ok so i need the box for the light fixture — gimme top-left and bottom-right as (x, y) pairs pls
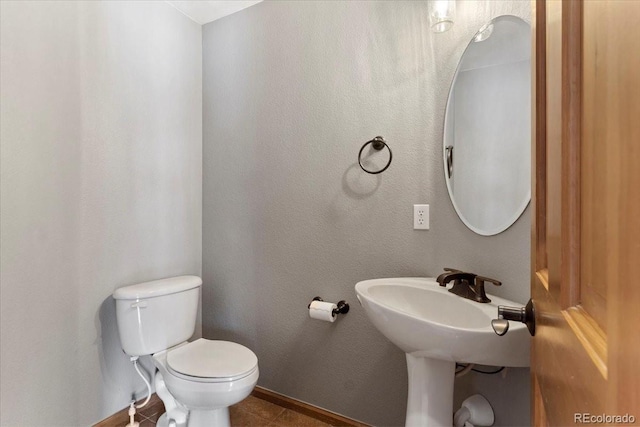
(429, 0), (456, 33)
(473, 23), (494, 42)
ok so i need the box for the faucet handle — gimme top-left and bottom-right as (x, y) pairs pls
(475, 275), (502, 287)
(471, 276), (500, 303)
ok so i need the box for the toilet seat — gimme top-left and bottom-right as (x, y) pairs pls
(166, 338), (258, 383)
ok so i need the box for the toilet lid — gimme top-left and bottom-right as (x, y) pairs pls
(167, 338), (258, 380)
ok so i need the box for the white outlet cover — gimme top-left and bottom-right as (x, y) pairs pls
(413, 204), (430, 230)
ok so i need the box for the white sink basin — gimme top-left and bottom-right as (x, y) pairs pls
(355, 277), (530, 367)
(355, 277), (530, 426)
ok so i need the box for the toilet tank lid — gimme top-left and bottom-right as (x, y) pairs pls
(113, 275), (202, 300)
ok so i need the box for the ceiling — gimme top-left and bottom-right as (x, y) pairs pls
(166, 1), (263, 25)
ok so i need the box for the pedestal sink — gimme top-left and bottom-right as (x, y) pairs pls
(355, 278), (530, 426)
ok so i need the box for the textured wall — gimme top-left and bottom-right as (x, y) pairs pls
(203, 1), (531, 426)
(0, 2), (201, 425)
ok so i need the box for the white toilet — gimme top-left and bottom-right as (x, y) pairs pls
(114, 275), (259, 427)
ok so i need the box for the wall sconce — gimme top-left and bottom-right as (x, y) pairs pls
(429, 0), (456, 33)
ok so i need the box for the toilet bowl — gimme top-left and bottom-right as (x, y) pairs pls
(152, 339), (259, 427)
(113, 276), (259, 427)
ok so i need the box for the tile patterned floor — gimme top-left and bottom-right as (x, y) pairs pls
(134, 395), (333, 427)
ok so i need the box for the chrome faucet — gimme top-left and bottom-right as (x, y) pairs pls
(436, 268), (501, 303)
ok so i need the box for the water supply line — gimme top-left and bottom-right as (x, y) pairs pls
(131, 356), (152, 408)
(125, 355), (152, 427)
(455, 363), (474, 377)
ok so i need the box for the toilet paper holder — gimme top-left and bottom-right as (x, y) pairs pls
(308, 297), (350, 316)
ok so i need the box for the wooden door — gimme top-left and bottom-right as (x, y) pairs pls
(531, 0), (640, 425)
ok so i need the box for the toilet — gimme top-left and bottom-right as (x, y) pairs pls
(114, 276), (258, 427)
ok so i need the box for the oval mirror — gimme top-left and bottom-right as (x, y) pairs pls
(443, 15), (531, 235)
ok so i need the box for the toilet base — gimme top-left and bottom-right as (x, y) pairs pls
(156, 408), (231, 427)
(156, 413), (171, 427)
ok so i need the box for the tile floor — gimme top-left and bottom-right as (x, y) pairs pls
(135, 395), (333, 427)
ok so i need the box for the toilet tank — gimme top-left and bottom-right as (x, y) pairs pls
(113, 275), (202, 356)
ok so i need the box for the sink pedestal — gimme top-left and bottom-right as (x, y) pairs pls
(405, 354), (455, 427)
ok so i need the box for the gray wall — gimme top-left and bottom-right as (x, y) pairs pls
(203, 1), (530, 426)
(0, 2), (202, 425)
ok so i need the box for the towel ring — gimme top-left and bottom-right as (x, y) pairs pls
(358, 136), (392, 174)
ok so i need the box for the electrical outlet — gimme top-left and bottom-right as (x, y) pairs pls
(413, 204), (430, 230)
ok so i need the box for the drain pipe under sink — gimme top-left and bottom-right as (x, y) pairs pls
(453, 394), (495, 427)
